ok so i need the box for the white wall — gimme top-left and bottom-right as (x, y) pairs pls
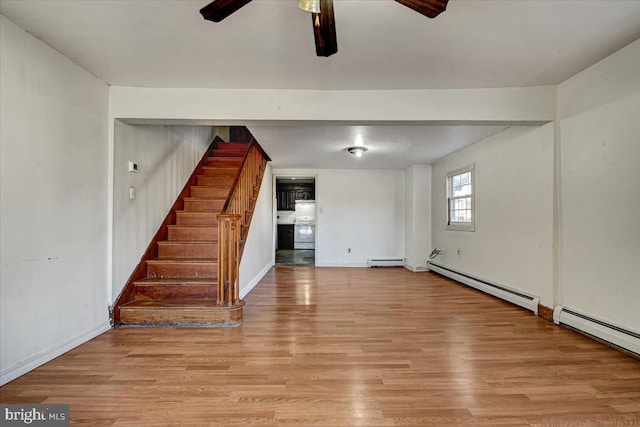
(112, 122), (213, 301)
(557, 40), (640, 332)
(0, 15), (110, 385)
(431, 126), (555, 306)
(240, 164), (274, 298)
(273, 169), (405, 267)
(405, 165), (432, 271)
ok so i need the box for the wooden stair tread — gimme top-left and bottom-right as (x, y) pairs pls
(215, 149), (248, 152)
(210, 151), (248, 157)
(183, 197), (226, 201)
(157, 240), (217, 244)
(202, 166), (238, 170)
(216, 142), (250, 147)
(147, 258), (217, 263)
(201, 173), (238, 176)
(196, 176), (235, 184)
(121, 300), (240, 309)
(134, 278), (217, 285)
(206, 156), (244, 161)
(175, 211), (219, 225)
(196, 175), (234, 179)
(167, 224), (217, 228)
(176, 211), (220, 215)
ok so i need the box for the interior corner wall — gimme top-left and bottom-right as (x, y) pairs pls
(404, 164), (432, 271)
(431, 126), (555, 306)
(239, 164), (274, 298)
(0, 15), (110, 385)
(272, 168), (405, 267)
(112, 122), (213, 301)
(556, 40), (640, 332)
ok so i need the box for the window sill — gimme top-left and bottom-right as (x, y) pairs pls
(446, 223), (475, 232)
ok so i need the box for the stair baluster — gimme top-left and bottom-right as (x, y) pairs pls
(216, 142), (268, 306)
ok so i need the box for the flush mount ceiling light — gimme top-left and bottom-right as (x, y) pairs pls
(347, 146), (369, 158)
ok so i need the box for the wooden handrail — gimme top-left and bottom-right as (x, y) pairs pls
(216, 142), (268, 306)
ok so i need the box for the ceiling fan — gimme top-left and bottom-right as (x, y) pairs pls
(199, 0), (449, 57)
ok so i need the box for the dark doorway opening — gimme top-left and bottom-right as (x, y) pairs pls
(275, 177), (316, 266)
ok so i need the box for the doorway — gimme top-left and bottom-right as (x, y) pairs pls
(275, 176), (316, 266)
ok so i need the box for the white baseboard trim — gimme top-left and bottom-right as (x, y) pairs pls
(240, 261), (274, 299)
(1, 321), (112, 386)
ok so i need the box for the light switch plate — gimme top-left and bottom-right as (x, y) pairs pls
(128, 161), (138, 173)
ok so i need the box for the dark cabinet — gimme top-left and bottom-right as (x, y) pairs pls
(276, 189), (296, 211)
(276, 183), (315, 211)
(277, 224), (295, 249)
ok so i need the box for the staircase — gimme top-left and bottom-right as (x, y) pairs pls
(114, 140), (268, 327)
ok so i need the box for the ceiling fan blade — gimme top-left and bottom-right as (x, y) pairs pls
(312, 0), (338, 57)
(200, 0), (253, 22)
(394, 0), (449, 19)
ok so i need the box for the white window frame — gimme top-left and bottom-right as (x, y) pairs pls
(446, 164), (475, 232)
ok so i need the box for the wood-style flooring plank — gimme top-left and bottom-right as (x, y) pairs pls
(1, 267), (639, 425)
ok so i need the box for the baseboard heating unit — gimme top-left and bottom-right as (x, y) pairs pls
(427, 262), (540, 314)
(553, 306), (640, 355)
(368, 258), (404, 268)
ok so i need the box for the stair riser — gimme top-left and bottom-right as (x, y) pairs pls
(184, 199), (225, 212)
(176, 212), (218, 226)
(190, 186), (230, 198)
(147, 262), (217, 279)
(201, 167), (239, 176)
(215, 143), (250, 150)
(168, 227), (218, 241)
(197, 176), (235, 186)
(206, 158), (244, 167)
(119, 305), (243, 327)
(211, 149), (248, 157)
(158, 242), (218, 259)
(135, 285), (218, 301)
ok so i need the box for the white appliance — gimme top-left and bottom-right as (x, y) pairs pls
(294, 200), (316, 250)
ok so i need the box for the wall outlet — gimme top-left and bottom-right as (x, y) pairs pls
(457, 249), (461, 256)
(347, 248), (351, 254)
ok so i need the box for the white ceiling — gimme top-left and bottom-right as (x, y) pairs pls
(1, 0), (639, 90)
(2, 0), (639, 168)
(251, 124), (508, 168)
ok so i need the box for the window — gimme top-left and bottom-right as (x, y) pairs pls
(447, 165), (475, 231)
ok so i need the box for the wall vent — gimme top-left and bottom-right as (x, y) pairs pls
(553, 306), (640, 355)
(427, 262), (540, 314)
(367, 258), (404, 268)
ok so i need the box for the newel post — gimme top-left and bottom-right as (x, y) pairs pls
(217, 214), (242, 305)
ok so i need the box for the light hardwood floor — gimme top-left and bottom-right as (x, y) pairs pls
(2, 267), (640, 426)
